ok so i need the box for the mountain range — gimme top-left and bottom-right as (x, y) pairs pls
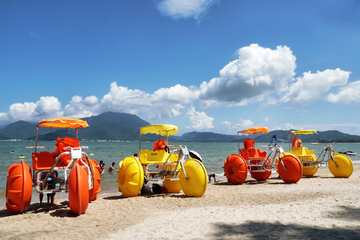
(1, 111), (360, 143)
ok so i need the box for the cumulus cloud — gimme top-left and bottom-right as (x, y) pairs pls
(101, 82), (198, 120)
(155, 0), (217, 21)
(281, 68), (351, 105)
(63, 95), (99, 118)
(327, 80), (360, 104)
(199, 44), (297, 109)
(8, 102), (37, 121)
(35, 96), (62, 117)
(6, 96), (62, 123)
(0, 43), (356, 132)
(221, 119), (255, 131)
(185, 106), (214, 129)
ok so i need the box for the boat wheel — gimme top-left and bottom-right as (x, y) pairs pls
(179, 159), (207, 197)
(278, 155), (302, 183)
(328, 154), (353, 178)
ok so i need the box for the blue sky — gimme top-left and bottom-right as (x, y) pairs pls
(1, 0), (360, 135)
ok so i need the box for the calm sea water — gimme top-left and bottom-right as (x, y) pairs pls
(1, 140), (359, 208)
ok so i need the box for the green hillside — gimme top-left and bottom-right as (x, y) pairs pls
(0, 121), (36, 139)
(2, 113), (360, 142)
(180, 131), (237, 142)
(82, 112), (149, 129)
(33, 112), (150, 141)
(255, 130), (360, 143)
(0, 132), (10, 140)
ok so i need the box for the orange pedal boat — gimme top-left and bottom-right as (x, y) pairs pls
(224, 127), (303, 184)
(5, 118), (102, 215)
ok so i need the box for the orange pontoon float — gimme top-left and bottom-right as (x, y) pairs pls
(6, 118), (101, 215)
(223, 127), (302, 184)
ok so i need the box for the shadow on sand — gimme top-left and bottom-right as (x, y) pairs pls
(211, 205), (360, 239)
(212, 220), (360, 240)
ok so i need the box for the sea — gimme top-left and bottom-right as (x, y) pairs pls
(1, 140), (359, 208)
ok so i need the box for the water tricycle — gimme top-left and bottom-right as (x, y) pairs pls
(288, 130), (353, 177)
(117, 124), (207, 197)
(223, 127), (302, 184)
(6, 118), (101, 215)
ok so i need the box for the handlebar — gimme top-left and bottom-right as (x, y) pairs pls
(63, 146), (89, 150)
(260, 145), (279, 149)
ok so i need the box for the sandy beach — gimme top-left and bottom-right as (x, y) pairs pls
(1, 164), (359, 240)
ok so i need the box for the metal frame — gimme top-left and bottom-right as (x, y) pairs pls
(142, 144), (191, 182)
(32, 120), (93, 196)
(297, 143), (338, 168)
(288, 131), (336, 169)
(242, 145), (288, 173)
(34, 146), (94, 195)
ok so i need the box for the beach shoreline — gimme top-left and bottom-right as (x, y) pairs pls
(1, 164), (359, 239)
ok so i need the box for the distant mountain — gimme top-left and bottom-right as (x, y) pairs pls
(35, 112), (151, 141)
(180, 131), (237, 142)
(0, 121), (36, 139)
(82, 112), (149, 129)
(0, 132), (10, 140)
(2, 113), (360, 142)
(255, 130), (360, 143)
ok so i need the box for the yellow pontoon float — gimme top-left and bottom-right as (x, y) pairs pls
(288, 130), (353, 177)
(223, 127), (302, 184)
(117, 124), (208, 197)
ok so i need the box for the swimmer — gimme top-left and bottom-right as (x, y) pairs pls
(108, 162), (116, 173)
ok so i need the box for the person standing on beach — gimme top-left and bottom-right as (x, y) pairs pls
(39, 171), (58, 207)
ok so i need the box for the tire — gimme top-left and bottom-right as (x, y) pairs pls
(328, 154), (353, 178)
(117, 161), (124, 192)
(276, 151), (298, 172)
(179, 159), (207, 197)
(118, 157), (144, 197)
(278, 155), (302, 183)
(89, 159), (102, 201)
(223, 154), (247, 185)
(6, 161), (32, 214)
(69, 164), (89, 215)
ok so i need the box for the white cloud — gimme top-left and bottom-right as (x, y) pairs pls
(281, 68), (351, 105)
(0, 82), (200, 126)
(84, 95), (99, 106)
(199, 44), (297, 109)
(100, 82), (198, 120)
(185, 106), (214, 130)
(221, 119), (255, 132)
(284, 123), (296, 130)
(63, 95), (99, 118)
(0, 43), (357, 134)
(8, 102), (37, 121)
(327, 80), (360, 104)
(35, 96), (62, 117)
(155, 0), (217, 21)
(3, 96), (62, 123)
